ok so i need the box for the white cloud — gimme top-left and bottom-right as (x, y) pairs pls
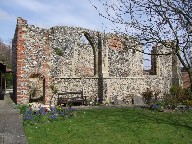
(20, 0), (108, 30)
(12, 0), (51, 13)
(0, 0), (113, 40)
(0, 9), (16, 21)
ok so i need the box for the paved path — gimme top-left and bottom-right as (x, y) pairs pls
(0, 94), (28, 144)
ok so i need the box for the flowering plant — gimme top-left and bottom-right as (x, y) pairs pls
(18, 104), (76, 125)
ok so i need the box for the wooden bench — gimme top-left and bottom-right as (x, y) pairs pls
(57, 91), (84, 106)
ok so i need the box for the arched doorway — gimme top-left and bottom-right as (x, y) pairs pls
(29, 73), (45, 103)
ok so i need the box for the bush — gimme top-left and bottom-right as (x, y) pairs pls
(17, 104), (28, 114)
(162, 86), (192, 109)
(142, 88), (160, 104)
(4, 73), (13, 89)
(162, 93), (177, 109)
(142, 88), (162, 111)
(142, 88), (153, 105)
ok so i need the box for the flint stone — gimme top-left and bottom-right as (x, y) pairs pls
(133, 95), (145, 106)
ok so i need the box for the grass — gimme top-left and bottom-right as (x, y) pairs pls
(24, 108), (192, 144)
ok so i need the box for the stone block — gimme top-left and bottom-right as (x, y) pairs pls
(133, 95), (145, 106)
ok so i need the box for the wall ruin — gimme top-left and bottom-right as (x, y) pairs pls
(12, 17), (181, 105)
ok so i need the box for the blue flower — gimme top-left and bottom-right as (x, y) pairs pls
(59, 111), (65, 116)
(150, 104), (160, 110)
(39, 107), (47, 115)
(51, 107), (57, 112)
(25, 108), (33, 114)
(23, 113), (33, 120)
(50, 114), (57, 120)
(68, 108), (76, 111)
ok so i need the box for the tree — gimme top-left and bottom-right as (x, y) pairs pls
(0, 39), (12, 88)
(92, 0), (192, 90)
(0, 39), (12, 67)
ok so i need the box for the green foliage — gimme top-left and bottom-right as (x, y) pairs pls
(18, 104), (76, 126)
(142, 88), (154, 105)
(186, 100), (192, 107)
(0, 40), (12, 67)
(50, 83), (58, 94)
(2, 73), (13, 89)
(24, 108), (192, 144)
(54, 48), (63, 56)
(162, 93), (177, 109)
(6, 73), (13, 88)
(163, 86), (192, 109)
(142, 88), (162, 111)
(170, 85), (182, 97)
(17, 104), (29, 114)
(142, 88), (160, 105)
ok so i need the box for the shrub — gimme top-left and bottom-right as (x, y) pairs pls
(19, 105), (76, 126)
(17, 104), (29, 114)
(162, 93), (177, 109)
(170, 85), (182, 96)
(142, 88), (160, 105)
(162, 86), (192, 109)
(142, 88), (153, 105)
(186, 100), (192, 108)
(142, 88), (162, 111)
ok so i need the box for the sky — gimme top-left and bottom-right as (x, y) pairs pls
(0, 0), (110, 43)
(0, 0), (151, 69)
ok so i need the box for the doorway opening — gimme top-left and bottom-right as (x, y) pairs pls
(29, 73), (45, 103)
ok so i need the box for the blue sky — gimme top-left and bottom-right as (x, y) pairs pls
(0, 0), (151, 69)
(0, 0), (110, 43)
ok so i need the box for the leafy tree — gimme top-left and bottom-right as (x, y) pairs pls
(0, 39), (13, 88)
(92, 0), (192, 90)
(0, 39), (12, 66)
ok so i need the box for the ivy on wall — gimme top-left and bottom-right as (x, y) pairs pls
(54, 48), (63, 56)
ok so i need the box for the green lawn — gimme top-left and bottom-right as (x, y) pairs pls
(24, 108), (192, 144)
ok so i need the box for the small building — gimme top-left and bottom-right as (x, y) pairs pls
(0, 62), (6, 99)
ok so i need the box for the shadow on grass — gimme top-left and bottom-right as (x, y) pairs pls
(123, 108), (192, 131)
(88, 107), (192, 132)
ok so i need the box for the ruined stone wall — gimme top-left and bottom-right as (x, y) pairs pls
(107, 36), (143, 77)
(155, 46), (173, 78)
(108, 48), (143, 77)
(103, 76), (171, 102)
(154, 44), (182, 85)
(49, 26), (95, 78)
(12, 24), (18, 102)
(48, 26), (99, 103)
(12, 17), (52, 104)
(12, 17), (181, 105)
(55, 78), (98, 97)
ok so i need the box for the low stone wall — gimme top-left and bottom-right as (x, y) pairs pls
(53, 76), (172, 105)
(54, 77), (98, 101)
(103, 76), (171, 103)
